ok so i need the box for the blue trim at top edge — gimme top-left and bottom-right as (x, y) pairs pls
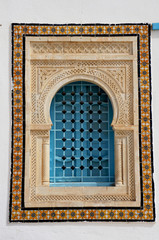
(152, 23), (159, 30)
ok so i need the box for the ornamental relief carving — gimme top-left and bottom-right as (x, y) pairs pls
(37, 68), (61, 93)
(37, 67), (126, 94)
(31, 61), (132, 126)
(31, 41), (132, 55)
(25, 36), (140, 208)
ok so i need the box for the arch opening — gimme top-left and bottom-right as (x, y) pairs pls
(50, 81), (115, 187)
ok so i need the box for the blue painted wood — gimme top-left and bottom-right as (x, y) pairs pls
(50, 81), (115, 187)
(152, 23), (159, 30)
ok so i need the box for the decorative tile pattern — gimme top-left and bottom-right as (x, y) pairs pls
(10, 23), (155, 222)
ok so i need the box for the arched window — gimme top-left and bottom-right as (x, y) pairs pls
(50, 81), (114, 186)
(23, 35), (142, 210)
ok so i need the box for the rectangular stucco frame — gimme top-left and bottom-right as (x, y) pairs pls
(25, 36), (140, 208)
(10, 23), (155, 222)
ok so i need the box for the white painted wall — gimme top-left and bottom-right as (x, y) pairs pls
(0, 0), (159, 239)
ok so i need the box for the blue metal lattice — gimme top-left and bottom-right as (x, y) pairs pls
(50, 81), (115, 186)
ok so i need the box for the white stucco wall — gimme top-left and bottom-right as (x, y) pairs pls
(0, 0), (159, 239)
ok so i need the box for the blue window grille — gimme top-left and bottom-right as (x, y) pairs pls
(50, 81), (115, 187)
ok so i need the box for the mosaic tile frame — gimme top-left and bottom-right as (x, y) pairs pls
(9, 23), (155, 222)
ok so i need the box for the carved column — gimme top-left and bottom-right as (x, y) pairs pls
(42, 137), (50, 186)
(115, 138), (123, 186)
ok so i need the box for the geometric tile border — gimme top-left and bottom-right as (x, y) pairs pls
(9, 23), (155, 222)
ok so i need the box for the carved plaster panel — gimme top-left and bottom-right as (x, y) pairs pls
(24, 36), (140, 208)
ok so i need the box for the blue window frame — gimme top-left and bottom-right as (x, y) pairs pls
(50, 81), (114, 187)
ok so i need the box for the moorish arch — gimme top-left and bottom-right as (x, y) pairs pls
(38, 71), (125, 188)
(43, 73), (121, 126)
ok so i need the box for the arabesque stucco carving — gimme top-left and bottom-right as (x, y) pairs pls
(24, 36), (140, 207)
